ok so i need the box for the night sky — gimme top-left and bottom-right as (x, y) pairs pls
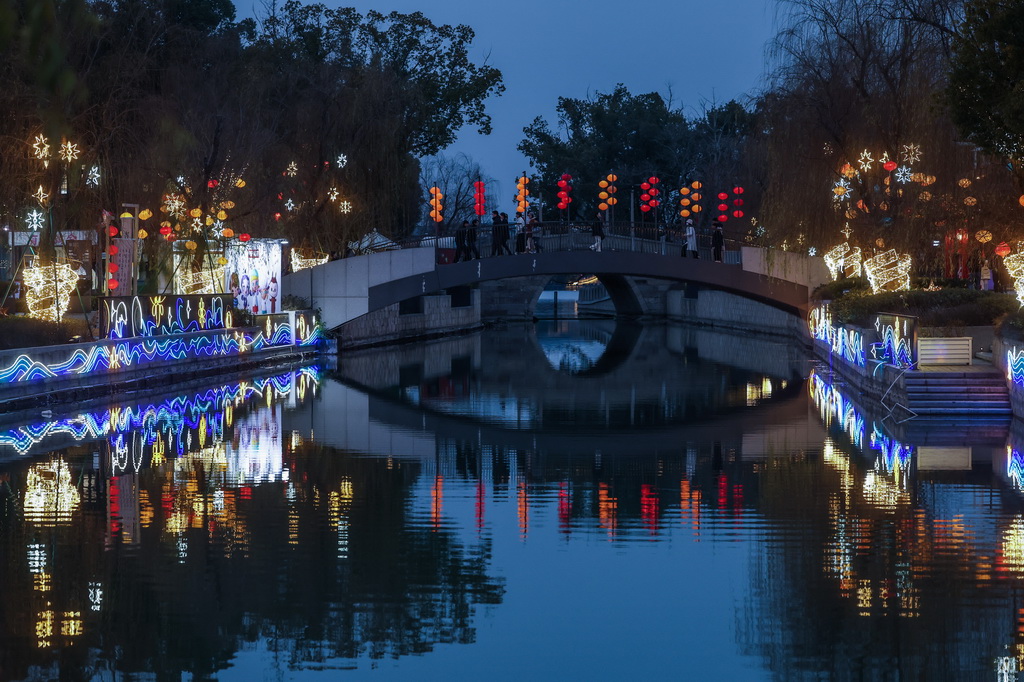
(239, 0), (777, 208)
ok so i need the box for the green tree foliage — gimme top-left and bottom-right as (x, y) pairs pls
(947, 0), (1024, 181)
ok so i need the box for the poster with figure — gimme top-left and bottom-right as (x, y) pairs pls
(224, 239), (282, 314)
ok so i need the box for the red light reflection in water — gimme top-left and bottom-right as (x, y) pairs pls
(558, 481), (571, 535)
(640, 484), (659, 535)
(517, 481), (529, 540)
(680, 478), (701, 539)
(475, 480), (485, 533)
(431, 475), (443, 531)
(598, 483), (617, 538)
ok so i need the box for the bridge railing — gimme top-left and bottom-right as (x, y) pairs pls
(379, 221), (744, 265)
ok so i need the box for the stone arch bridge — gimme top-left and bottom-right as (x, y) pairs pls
(282, 240), (827, 331)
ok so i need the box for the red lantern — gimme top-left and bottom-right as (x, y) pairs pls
(640, 204), (652, 213)
(996, 242), (1012, 258)
(108, 278), (119, 290)
(733, 198), (744, 206)
(733, 186), (745, 195)
(641, 182), (651, 191)
(718, 192), (728, 201)
(240, 233), (251, 242)
(649, 176), (659, 184)
(108, 225), (119, 237)
(474, 179), (487, 216)
(649, 199), (660, 207)
(883, 161), (898, 172)
(641, 193), (651, 202)
(718, 215), (728, 222)
(207, 179), (219, 188)
(159, 225), (172, 236)
(557, 180), (567, 189)
(274, 212), (282, 221)
(718, 203), (729, 211)
(109, 244), (119, 256)
(557, 202), (568, 210)
(108, 263), (119, 274)
(733, 210), (744, 218)
(649, 188), (659, 196)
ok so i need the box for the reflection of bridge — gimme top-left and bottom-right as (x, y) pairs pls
(283, 242), (825, 330)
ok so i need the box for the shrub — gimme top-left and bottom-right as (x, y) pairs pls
(0, 316), (93, 350)
(830, 289), (1017, 327)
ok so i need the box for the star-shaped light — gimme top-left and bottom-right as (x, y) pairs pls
(901, 143), (921, 164)
(841, 222), (853, 239)
(59, 141), (80, 164)
(176, 175), (186, 186)
(879, 151), (890, 164)
(32, 185), (49, 206)
(191, 217), (203, 232)
(86, 166), (100, 187)
(809, 247), (817, 256)
(285, 198), (296, 212)
(894, 166), (912, 183)
(832, 179), (852, 201)
(32, 134), (50, 165)
(339, 200), (352, 214)
(336, 153), (348, 168)
(286, 161), (298, 177)
(328, 187), (339, 201)
(857, 150), (874, 172)
(164, 193), (186, 219)
(26, 209), (44, 231)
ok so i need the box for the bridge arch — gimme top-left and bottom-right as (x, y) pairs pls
(281, 246), (815, 331)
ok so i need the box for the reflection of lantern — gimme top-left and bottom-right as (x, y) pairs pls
(996, 242), (1012, 258)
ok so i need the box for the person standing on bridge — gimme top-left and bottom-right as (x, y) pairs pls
(590, 212), (605, 252)
(455, 220), (469, 262)
(684, 219), (698, 258)
(467, 219), (482, 259)
(491, 211), (512, 256)
(711, 221), (725, 262)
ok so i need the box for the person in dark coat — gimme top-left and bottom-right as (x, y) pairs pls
(711, 221), (725, 262)
(590, 212), (605, 252)
(455, 220), (469, 262)
(467, 219), (481, 259)
(491, 211), (512, 256)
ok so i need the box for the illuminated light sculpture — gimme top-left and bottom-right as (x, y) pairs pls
(328, 187), (339, 202)
(26, 209), (45, 231)
(336, 153), (348, 168)
(286, 161), (298, 177)
(163, 193), (186, 219)
(58, 140), (80, 164)
(823, 242), (863, 280)
(428, 186), (443, 223)
(339, 201), (352, 214)
(807, 304), (866, 367)
(32, 185), (49, 206)
(833, 179), (852, 201)
(857, 149), (874, 172)
(32, 134), (50, 165)
(23, 258), (78, 322)
(872, 314), (916, 368)
(1004, 250), (1024, 306)
(284, 198), (296, 212)
(290, 248), (328, 272)
(515, 173), (530, 214)
(863, 249), (912, 293)
(86, 166), (100, 187)
(23, 458), (81, 526)
(894, 166), (912, 183)
(901, 143), (921, 164)
(176, 266), (225, 295)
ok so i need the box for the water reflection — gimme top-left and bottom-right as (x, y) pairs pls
(10, 325), (1024, 678)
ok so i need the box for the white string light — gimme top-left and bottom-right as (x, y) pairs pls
(863, 249), (912, 293)
(23, 258), (79, 322)
(59, 141), (80, 164)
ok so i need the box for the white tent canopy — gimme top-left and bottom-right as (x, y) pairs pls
(348, 230), (399, 254)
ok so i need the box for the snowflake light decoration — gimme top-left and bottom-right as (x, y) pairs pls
(176, 175), (186, 186)
(32, 135), (50, 165)
(895, 166), (912, 184)
(809, 247), (817, 257)
(190, 217), (203, 232)
(59, 141), (80, 164)
(901, 144), (921, 164)
(339, 200), (352, 214)
(286, 162), (298, 177)
(328, 187), (339, 202)
(163, 193), (186, 219)
(832, 179), (852, 201)
(26, 209), (44, 231)
(32, 185), (49, 206)
(841, 222), (853, 239)
(86, 166), (100, 187)
(285, 198), (296, 212)
(857, 150), (874, 172)
(336, 153), (348, 168)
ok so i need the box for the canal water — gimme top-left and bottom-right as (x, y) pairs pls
(3, 321), (1024, 680)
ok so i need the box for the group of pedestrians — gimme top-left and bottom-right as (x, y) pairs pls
(450, 212), (726, 263)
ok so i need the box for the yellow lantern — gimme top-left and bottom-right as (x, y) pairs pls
(217, 210), (227, 220)
(217, 256), (228, 266)
(599, 180), (609, 188)
(185, 240), (197, 250)
(235, 178), (246, 188)
(205, 216), (214, 225)
(139, 208), (153, 220)
(607, 174), (618, 182)
(221, 201), (235, 209)
(599, 192), (609, 200)
(692, 204), (702, 213)
(680, 198), (691, 206)
(691, 181), (702, 189)
(138, 229), (148, 239)
(222, 228), (234, 239)
(1018, 195), (1024, 207)
(607, 197), (618, 206)
(680, 187), (691, 195)
(680, 209), (690, 217)
(598, 202), (609, 211)
(189, 208), (202, 218)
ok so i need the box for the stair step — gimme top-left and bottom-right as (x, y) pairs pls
(906, 376), (1005, 384)
(907, 386), (1008, 394)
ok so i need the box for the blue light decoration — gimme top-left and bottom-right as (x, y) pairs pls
(808, 304), (866, 368)
(1007, 448), (1024, 491)
(869, 425), (914, 474)
(808, 370), (866, 449)
(870, 313), (917, 369)
(0, 366), (321, 459)
(0, 314), (322, 387)
(102, 295), (230, 340)
(1006, 346), (1024, 386)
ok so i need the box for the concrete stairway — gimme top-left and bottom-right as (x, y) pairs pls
(904, 369), (1010, 415)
